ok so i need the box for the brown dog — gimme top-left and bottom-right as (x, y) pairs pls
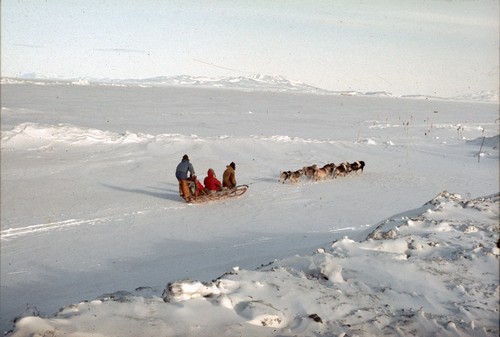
(314, 164), (334, 181)
(280, 169), (304, 184)
(302, 165), (317, 179)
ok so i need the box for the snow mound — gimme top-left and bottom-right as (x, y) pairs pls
(2, 123), (367, 152)
(356, 138), (377, 145)
(1, 123), (153, 148)
(9, 192), (499, 337)
(466, 134), (499, 148)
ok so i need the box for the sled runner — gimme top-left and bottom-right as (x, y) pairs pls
(188, 185), (249, 203)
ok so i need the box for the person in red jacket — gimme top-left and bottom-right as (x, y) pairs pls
(193, 178), (205, 197)
(204, 168), (222, 193)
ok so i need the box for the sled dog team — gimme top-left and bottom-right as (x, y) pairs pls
(176, 154), (365, 203)
(280, 161), (365, 184)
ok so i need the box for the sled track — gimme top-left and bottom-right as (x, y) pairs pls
(2, 186), (249, 240)
(0, 217), (115, 240)
(0, 205), (186, 241)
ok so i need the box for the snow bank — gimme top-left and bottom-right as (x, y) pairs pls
(1, 123), (154, 147)
(466, 135), (500, 148)
(9, 192), (499, 337)
(0, 123), (394, 150)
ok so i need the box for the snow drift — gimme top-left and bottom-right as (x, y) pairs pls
(9, 192), (499, 337)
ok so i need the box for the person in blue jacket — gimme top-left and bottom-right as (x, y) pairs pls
(175, 154), (195, 201)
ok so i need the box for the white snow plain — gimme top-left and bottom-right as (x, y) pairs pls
(1, 78), (499, 336)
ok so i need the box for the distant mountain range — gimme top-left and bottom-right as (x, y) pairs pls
(118, 74), (330, 93)
(3, 73), (498, 102)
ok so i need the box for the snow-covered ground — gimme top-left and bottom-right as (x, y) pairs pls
(1, 79), (498, 336)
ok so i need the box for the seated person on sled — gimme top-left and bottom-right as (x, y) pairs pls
(204, 168), (222, 194)
(188, 177), (205, 198)
(222, 162), (237, 189)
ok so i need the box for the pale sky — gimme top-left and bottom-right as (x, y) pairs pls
(1, 0), (499, 96)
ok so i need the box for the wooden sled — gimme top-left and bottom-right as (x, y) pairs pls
(190, 185), (249, 203)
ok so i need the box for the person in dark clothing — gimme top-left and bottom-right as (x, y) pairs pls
(175, 154), (195, 202)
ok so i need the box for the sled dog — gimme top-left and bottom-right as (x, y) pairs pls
(350, 161), (365, 173)
(303, 165), (317, 179)
(334, 163), (349, 177)
(280, 169), (304, 184)
(314, 164), (334, 181)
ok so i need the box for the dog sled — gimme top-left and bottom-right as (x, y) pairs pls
(188, 185), (249, 204)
